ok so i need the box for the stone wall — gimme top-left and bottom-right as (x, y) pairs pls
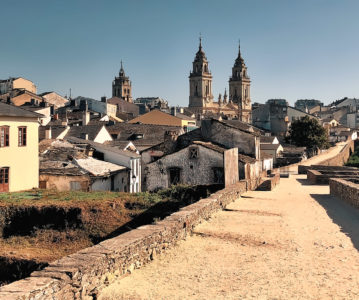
(317, 140), (354, 166)
(298, 140), (355, 174)
(330, 178), (359, 208)
(0, 182), (247, 300)
(256, 173), (280, 191)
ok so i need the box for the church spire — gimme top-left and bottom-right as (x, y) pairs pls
(119, 60), (125, 77)
(235, 40), (244, 67)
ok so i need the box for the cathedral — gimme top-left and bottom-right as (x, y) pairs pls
(188, 38), (252, 123)
(112, 61), (133, 103)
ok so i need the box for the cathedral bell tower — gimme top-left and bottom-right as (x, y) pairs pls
(112, 61), (133, 102)
(229, 42), (251, 121)
(189, 37), (213, 108)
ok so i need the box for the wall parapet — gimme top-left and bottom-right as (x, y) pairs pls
(0, 181), (247, 300)
(330, 178), (359, 209)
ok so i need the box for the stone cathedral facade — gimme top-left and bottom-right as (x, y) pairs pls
(188, 39), (252, 123)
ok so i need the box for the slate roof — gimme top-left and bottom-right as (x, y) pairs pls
(260, 136), (277, 144)
(39, 125), (68, 141)
(66, 125), (108, 141)
(106, 122), (184, 150)
(260, 144), (282, 150)
(214, 119), (261, 136)
(192, 141), (227, 153)
(0, 102), (43, 118)
(74, 157), (126, 176)
(176, 112), (195, 121)
(66, 136), (141, 158)
(238, 153), (257, 164)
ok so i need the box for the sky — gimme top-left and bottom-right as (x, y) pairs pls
(1, 0), (359, 106)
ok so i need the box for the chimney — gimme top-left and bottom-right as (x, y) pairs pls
(101, 96), (107, 103)
(83, 111), (90, 126)
(81, 133), (89, 140)
(45, 127), (52, 139)
(171, 107), (176, 116)
(164, 130), (179, 154)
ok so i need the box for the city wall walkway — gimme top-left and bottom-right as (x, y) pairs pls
(99, 142), (359, 299)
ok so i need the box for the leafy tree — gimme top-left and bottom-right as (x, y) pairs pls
(286, 116), (329, 149)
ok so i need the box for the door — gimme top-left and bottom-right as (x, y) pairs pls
(0, 167), (9, 192)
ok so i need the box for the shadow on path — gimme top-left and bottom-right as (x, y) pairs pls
(311, 193), (359, 251)
(296, 178), (313, 186)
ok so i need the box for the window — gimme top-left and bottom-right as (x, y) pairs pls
(169, 167), (181, 185)
(70, 181), (82, 191)
(0, 167), (9, 192)
(213, 167), (224, 184)
(189, 147), (199, 159)
(0, 126), (9, 147)
(18, 126), (27, 147)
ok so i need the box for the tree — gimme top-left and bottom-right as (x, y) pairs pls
(286, 116), (329, 149)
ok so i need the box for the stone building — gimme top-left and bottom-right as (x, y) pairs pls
(141, 118), (264, 191)
(187, 39), (252, 122)
(252, 99), (318, 137)
(112, 61), (133, 103)
(144, 141), (239, 191)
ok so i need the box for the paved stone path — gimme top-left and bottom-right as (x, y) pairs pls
(100, 142), (359, 300)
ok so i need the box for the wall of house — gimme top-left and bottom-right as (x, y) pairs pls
(224, 148), (239, 186)
(262, 158), (273, 171)
(39, 174), (90, 191)
(0, 116), (39, 192)
(36, 107), (51, 126)
(91, 177), (112, 191)
(145, 145), (224, 191)
(12, 78), (37, 94)
(100, 150), (141, 193)
(93, 126), (113, 144)
(11, 93), (42, 106)
(201, 120), (258, 158)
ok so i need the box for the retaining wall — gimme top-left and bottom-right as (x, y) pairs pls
(330, 178), (359, 208)
(0, 182), (247, 300)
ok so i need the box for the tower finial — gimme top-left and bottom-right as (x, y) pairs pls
(199, 33), (202, 50)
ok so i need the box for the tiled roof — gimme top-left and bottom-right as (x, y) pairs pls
(0, 102), (43, 118)
(128, 109), (183, 126)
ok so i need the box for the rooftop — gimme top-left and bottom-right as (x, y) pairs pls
(74, 157), (126, 176)
(0, 102), (43, 118)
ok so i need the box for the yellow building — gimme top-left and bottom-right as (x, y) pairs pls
(129, 109), (196, 129)
(0, 77), (37, 95)
(0, 102), (41, 192)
